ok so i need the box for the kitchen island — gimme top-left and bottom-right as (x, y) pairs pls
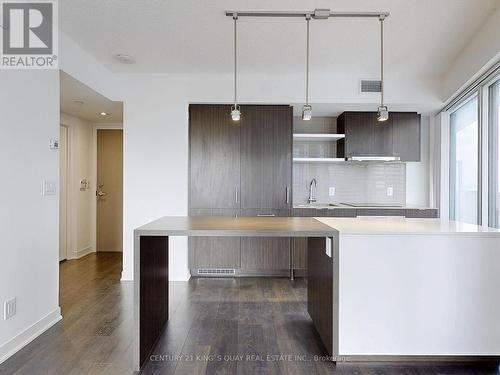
(133, 216), (338, 371)
(316, 217), (500, 360)
(134, 216), (500, 370)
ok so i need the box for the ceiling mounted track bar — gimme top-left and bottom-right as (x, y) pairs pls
(225, 9), (389, 19)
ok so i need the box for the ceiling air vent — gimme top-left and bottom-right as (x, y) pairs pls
(360, 79), (382, 93)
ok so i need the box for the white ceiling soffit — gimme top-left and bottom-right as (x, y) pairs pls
(59, 0), (499, 76)
(60, 71), (123, 123)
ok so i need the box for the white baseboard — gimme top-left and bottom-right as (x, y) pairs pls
(73, 246), (95, 259)
(0, 307), (62, 365)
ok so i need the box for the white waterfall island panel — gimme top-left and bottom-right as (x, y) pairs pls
(315, 217), (500, 356)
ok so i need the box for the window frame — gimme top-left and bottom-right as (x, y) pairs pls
(448, 93), (480, 224)
(487, 79), (500, 228)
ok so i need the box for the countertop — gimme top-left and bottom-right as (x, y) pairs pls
(315, 217), (500, 236)
(135, 216), (499, 238)
(293, 204), (436, 210)
(135, 216), (337, 237)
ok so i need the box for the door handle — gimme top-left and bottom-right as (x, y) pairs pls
(235, 186), (239, 204)
(257, 214), (276, 217)
(286, 187), (290, 204)
(96, 191), (108, 199)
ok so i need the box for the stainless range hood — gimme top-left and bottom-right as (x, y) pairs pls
(347, 156), (401, 161)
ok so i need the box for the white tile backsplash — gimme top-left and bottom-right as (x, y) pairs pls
(293, 162), (406, 205)
(293, 116), (406, 205)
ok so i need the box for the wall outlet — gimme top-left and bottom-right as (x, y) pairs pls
(329, 187), (336, 197)
(386, 186), (394, 197)
(4, 297), (16, 320)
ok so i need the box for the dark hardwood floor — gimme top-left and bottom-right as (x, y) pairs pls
(1, 252), (499, 375)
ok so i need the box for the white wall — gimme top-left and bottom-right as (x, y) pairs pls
(443, 5), (500, 101)
(60, 113), (95, 259)
(0, 70), (61, 363)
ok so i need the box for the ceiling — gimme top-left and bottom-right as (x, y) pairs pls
(59, 0), (500, 77)
(60, 72), (123, 123)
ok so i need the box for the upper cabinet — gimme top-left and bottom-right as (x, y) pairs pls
(391, 112), (421, 162)
(240, 105), (292, 210)
(336, 111), (421, 162)
(189, 104), (293, 210)
(189, 104), (240, 209)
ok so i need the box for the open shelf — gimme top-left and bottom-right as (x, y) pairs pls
(293, 133), (345, 142)
(293, 157), (346, 163)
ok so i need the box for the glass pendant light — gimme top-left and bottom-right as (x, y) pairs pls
(377, 15), (389, 122)
(302, 15), (312, 121)
(231, 14), (241, 122)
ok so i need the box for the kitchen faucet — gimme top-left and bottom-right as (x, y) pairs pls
(308, 178), (317, 204)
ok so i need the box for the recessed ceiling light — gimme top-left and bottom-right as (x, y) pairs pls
(100, 112), (108, 116)
(115, 54), (135, 64)
(72, 100), (84, 105)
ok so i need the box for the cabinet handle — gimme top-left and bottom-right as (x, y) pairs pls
(235, 186), (238, 204)
(286, 187), (290, 204)
(257, 214), (276, 217)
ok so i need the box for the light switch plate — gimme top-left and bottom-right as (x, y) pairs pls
(43, 180), (57, 196)
(386, 186), (394, 197)
(49, 139), (59, 150)
(4, 297), (16, 320)
(329, 187), (336, 196)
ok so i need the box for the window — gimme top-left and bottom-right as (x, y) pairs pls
(489, 81), (500, 228)
(449, 95), (479, 224)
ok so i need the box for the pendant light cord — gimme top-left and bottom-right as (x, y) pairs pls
(305, 16), (310, 106)
(380, 16), (384, 107)
(233, 15), (238, 105)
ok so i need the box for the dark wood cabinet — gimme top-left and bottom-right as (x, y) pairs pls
(405, 208), (438, 218)
(337, 111), (420, 161)
(188, 105), (293, 275)
(292, 238), (308, 269)
(337, 112), (392, 157)
(189, 105), (240, 209)
(391, 112), (421, 162)
(240, 209), (291, 270)
(240, 105), (292, 210)
(188, 209), (241, 270)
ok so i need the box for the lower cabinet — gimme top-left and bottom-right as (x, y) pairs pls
(292, 238), (308, 269)
(189, 237), (241, 269)
(189, 208), (292, 275)
(240, 209), (291, 271)
(405, 209), (439, 218)
(241, 237), (290, 270)
(188, 209), (241, 271)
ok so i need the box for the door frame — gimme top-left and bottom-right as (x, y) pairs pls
(59, 124), (70, 261)
(92, 124), (123, 253)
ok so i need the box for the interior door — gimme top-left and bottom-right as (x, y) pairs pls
(59, 125), (68, 261)
(97, 129), (123, 252)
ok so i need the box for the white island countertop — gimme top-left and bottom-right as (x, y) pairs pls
(315, 217), (500, 236)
